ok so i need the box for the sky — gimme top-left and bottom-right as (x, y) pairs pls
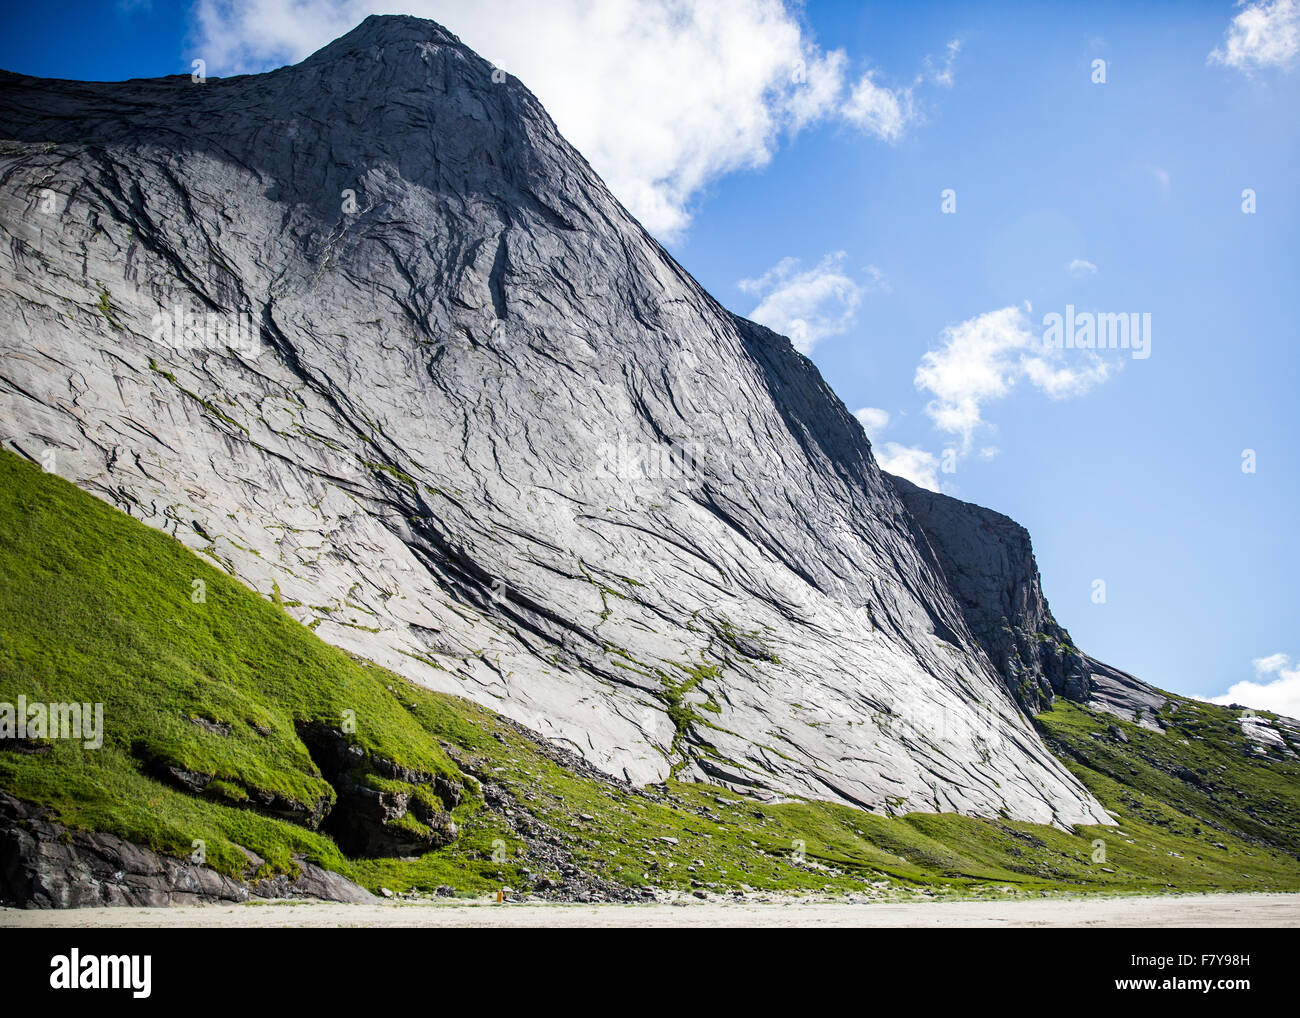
(1, 0), (1296, 714)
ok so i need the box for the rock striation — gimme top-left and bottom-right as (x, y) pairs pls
(0, 15), (1133, 826)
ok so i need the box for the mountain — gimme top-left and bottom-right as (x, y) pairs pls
(0, 14), (1291, 872)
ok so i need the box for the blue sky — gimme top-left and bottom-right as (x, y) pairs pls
(2, 0), (1296, 712)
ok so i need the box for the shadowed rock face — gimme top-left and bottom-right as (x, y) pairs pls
(887, 476), (1170, 726)
(0, 15), (1120, 825)
(887, 475), (1092, 713)
(0, 793), (373, 907)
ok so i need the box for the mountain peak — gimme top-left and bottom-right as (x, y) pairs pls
(298, 14), (471, 70)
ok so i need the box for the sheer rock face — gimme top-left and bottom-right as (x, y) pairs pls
(889, 476), (1168, 725)
(0, 15), (1114, 825)
(887, 476), (1092, 713)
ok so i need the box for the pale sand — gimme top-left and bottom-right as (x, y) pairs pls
(3, 892), (1298, 928)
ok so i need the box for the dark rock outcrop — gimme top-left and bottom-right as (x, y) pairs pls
(0, 792), (372, 908)
(888, 475), (1091, 712)
(296, 722), (458, 856)
(132, 741), (334, 828)
(889, 475), (1168, 723)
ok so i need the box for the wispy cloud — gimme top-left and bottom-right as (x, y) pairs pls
(874, 442), (941, 490)
(739, 251), (868, 355)
(853, 406), (890, 441)
(863, 264), (892, 293)
(841, 71), (916, 142)
(922, 38), (962, 87)
(853, 407), (947, 490)
(1254, 652), (1290, 673)
(914, 304), (1111, 452)
(1068, 258), (1098, 278)
(787, 48), (850, 130)
(1209, 0), (1300, 73)
(840, 37), (960, 142)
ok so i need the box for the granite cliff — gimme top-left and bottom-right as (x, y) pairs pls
(0, 15), (1165, 827)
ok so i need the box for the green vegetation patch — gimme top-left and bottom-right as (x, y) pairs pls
(1036, 698), (1300, 867)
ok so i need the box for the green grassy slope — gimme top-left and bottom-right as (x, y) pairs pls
(1037, 697), (1300, 863)
(3, 449), (1299, 899)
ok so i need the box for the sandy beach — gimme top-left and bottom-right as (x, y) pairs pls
(4, 892), (1297, 928)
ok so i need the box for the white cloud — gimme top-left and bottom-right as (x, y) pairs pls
(1068, 258), (1097, 277)
(191, 1), (957, 240)
(1020, 353), (1111, 399)
(1211, 653), (1300, 718)
(1254, 652), (1290, 674)
(855, 405), (950, 490)
(194, 0), (361, 68)
(840, 37), (962, 142)
(1148, 165), (1171, 191)
(739, 251), (865, 354)
(863, 264), (892, 292)
(841, 71), (915, 143)
(1209, 0), (1300, 73)
(853, 406), (890, 440)
(874, 442), (941, 490)
(915, 305), (1111, 451)
(788, 48), (849, 130)
(923, 38), (962, 87)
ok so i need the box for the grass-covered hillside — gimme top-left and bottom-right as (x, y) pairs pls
(3, 448), (1300, 901)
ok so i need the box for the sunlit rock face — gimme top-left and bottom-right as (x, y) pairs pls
(0, 15), (1113, 825)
